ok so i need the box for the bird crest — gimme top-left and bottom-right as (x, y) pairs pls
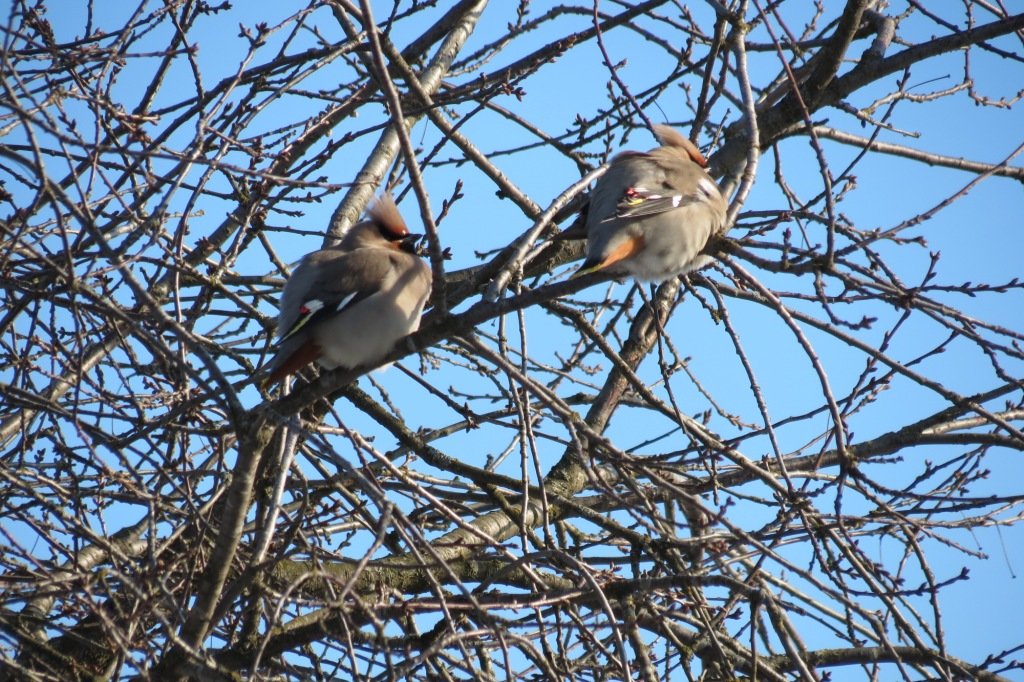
(368, 193), (410, 239)
(652, 125), (708, 168)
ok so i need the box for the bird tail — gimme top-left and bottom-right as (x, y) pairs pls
(571, 233), (645, 278)
(260, 339), (321, 387)
(570, 258), (603, 279)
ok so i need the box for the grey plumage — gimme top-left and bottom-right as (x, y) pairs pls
(576, 125), (727, 282)
(262, 195), (431, 385)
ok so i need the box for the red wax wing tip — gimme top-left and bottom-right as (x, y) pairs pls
(278, 299), (324, 344)
(299, 299), (323, 316)
(623, 188), (644, 207)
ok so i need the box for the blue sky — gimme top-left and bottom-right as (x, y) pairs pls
(5, 1), (1023, 678)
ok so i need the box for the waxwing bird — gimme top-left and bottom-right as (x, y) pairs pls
(261, 195), (432, 386)
(573, 125), (727, 282)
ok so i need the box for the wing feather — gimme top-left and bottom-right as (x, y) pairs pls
(275, 250), (395, 344)
(609, 186), (706, 220)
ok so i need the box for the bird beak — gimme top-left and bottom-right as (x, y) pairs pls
(399, 232), (426, 256)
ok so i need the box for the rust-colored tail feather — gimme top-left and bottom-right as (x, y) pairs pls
(572, 233), (645, 279)
(263, 340), (322, 386)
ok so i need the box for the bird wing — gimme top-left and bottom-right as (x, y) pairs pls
(609, 185), (707, 220)
(598, 148), (722, 222)
(275, 251), (396, 345)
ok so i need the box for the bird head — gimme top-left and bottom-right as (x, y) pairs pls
(652, 125), (709, 168)
(338, 194), (421, 251)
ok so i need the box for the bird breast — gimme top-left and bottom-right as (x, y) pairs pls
(619, 203), (719, 281)
(312, 258), (430, 370)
